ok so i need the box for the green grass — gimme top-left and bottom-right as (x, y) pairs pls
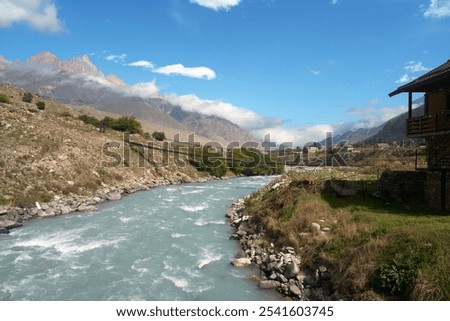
(244, 172), (450, 300)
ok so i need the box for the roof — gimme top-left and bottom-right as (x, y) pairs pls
(389, 59), (450, 96)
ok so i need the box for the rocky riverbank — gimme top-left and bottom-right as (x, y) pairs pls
(0, 174), (209, 234)
(226, 195), (337, 301)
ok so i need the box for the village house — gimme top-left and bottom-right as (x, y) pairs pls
(389, 59), (450, 210)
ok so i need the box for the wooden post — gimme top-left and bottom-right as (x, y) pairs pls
(441, 171), (447, 211)
(408, 92), (413, 118)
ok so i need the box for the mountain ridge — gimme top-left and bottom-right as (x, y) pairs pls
(0, 52), (254, 145)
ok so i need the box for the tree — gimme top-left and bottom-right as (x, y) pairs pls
(22, 92), (33, 103)
(36, 101), (46, 110)
(152, 131), (166, 141)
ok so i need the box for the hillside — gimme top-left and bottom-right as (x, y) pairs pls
(0, 83), (204, 230)
(0, 52), (253, 145)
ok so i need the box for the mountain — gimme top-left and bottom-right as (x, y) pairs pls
(363, 103), (424, 144)
(324, 98), (425, 146)
(0, 52), (253, 144)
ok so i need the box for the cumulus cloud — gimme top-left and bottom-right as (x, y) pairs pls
(330, 0), (339, 4)
(155, 64), (216, 80)
(0, 0), (63, 32)
(310, 70), (321, 76)
(127, 60), (155, 70)
(126, 81), (160, 99)
(190, 0), (241, 11)
(424, 0), (450, 18)
(165, 93), (282, 131)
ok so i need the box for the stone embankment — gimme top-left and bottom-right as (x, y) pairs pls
(0, 175), (205, 234)
(226, 197), (336, 301)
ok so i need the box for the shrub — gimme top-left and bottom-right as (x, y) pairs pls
(79, 114), (101, 127)
(101, 116), (143, 134)
(152, 131), (166, 141)
(372, 259), (417, 296)
(0, 94), (11, 104)
(36, 101), (46, 110)
(22, 92), (33, 103)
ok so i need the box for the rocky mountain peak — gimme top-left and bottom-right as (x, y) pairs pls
(106, 74), (126, 88)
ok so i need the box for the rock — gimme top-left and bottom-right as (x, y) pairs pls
(38, 210), (55, 218)
(77, 205), (98, 212)
(277, 274), (289, 284)
(41, 204), (49, 210)
(0, 228), (10, 234)
(259, 280), (280, 289)
(0, 208), (7, 215)
(231, 258), (252, 267)
(107, 192), (121, 201)
(59, 205), (72, 215)
(0, 219), (22, 229)
(321, 227), (331, 232)
(284, 262), (300, 279)
(310, 222), (321, 235)
(27, 208), (38, 216)
(289, 285), (302, 296)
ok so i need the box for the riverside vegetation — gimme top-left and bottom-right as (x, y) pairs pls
(1, 83), (448, 301)
(0, 83), (281, 232)
(234, 169), (449, 300)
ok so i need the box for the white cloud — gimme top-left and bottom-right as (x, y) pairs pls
(190, 0), (241, 11)
(310, 70), (321, 76)
(126, 81), (160, 99)
(424, 0), (450, 18)
(405, 61), (429, 73)
(346, 100), (408, 129)
(165, 93), (282, 131)
(395, 61), (428, 84)
(330, 0), (339, 4)
(251, 124), (334, 147)
(155, 64), (216, 80)
(128, 60), (155, 70)
(0, 0), (63, 32)
(106, 53), (127, 63)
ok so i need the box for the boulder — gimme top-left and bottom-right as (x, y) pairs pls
(231, 258), (252, 267)
(0, 228), (10, 234)
(107, 192), (121, 201)
(77, 205), (98, 212)
(284, 262), (300, 279)
(259, 280), (280, 289)
(310, 222), (321, 235)
(0, 219), (22, 229)
(289, 285), (302, 296)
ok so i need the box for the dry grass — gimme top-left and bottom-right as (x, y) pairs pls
(243, 170), (450, 300)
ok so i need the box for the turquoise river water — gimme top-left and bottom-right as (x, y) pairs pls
(0, 176), (283, 301)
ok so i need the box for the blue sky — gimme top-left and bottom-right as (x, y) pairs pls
(1, 0), (450, 144)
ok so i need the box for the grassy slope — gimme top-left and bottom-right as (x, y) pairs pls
(243, 170), (449, 300)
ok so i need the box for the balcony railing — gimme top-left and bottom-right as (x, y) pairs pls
(407, 111), (450, 137)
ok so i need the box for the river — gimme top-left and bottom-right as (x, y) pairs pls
(0, 176), (283, 301)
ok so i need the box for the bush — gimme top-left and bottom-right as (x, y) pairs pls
(152, 131), (166, 141)
(0, 94), (11, 104)
(22, 92), (33, 103)
(79, 114), (101, 127)
(101, 116), (143, 134)
(36, 101), (46, 110)
(372, 259), (417, 296)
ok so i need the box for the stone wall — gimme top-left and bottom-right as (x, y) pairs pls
(378, 170), (450, 210)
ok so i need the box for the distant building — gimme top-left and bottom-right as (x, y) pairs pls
(389, 59), (450, 210)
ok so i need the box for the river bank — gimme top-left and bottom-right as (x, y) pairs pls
(0, 173), (212, 234)
(226, 177), (337, 301)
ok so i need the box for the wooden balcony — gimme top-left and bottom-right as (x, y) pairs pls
(407, 111), (450, 137)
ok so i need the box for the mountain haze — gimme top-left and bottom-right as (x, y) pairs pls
(0, 52), (254, 144)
